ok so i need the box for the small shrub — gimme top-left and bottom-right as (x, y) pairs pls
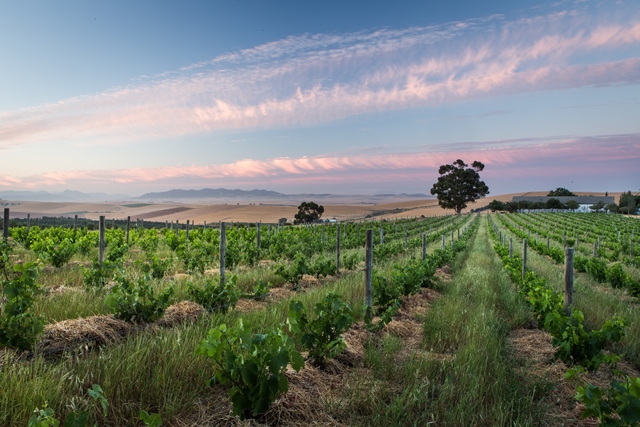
(586, 258), (608, 283)
(607, 263), (629, 289)
(138, 254), (172, 280)
(275, 253), (308, 289)
(569, 369), (640, 427)
(29, 384), (108, 427)
(105, 274), (174, 323)
(251, 280), (270, 301)
(574, 255), (588, 272)
(372, 273), (402, 314)
(341, 252), (359, 270)
(82, 261), (118, 290)
(32, 237), (76, 268)
(197, 320), (304, 420)
(288, 293), (355, 363)
(0, 261), (44, 351)
(545, 310), (625, 371)
(187, 275), (240, 313)
(309, 255), (336, 278)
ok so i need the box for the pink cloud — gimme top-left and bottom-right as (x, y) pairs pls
(1, 133), (637, 192)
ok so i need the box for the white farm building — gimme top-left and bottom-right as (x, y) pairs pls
(511, 196), (615, 213)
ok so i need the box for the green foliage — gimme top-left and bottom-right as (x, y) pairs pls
(138, 254), (172, 280)
(548, 187), (577, 197)
(372, 273), (402, 315)
(391, 258), (436, 295)
(251, 280), (270, 301)
(607, 263), (630, 289)
(566, 200), (580, 211)
(587, 257), (608, 283)
(105, 274), (174, 323)
(574, 255), (588, 272)
(82, 261), (117, 290)
(187, 275), (240, 313)
(293, 201), (324, 225)
(139, 410), (163, 427)
(105, 244), (129, 264)
(489, 222), (627, 373)
(523, 272), (563, 326)
(309, 255), (336, 278)
(75, 232), (98, 256)
(275, 253), (309, 289)
(488, 199), (506, 212)
(367, 272), (402, 331)
(197, 320), (304, 420)
(430, 159), (489, 215)
(546, 310), (625, 371)
(0, 261), (44, 351)
(28, 384), (108, 427)
(591, 201), (607, 213)
(28, 405), (59, 427)
(32, 237), (76, 268)
(288, 293), (354, 363)
(569, 368), (640, 427)
(628, 280), (640, 298)
(341, 252), (359, 270)
(11, 226), (29, 246)
(545, 198), (566, 210)
(137, 229), (160, 255)
(176, 239), (215, 274)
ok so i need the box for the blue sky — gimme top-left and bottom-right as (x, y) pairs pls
(1, 0), (639, 196)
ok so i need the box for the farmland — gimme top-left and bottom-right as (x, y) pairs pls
(1, 210), (639, 426)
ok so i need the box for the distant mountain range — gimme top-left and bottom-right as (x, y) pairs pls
(137, 188), (431, 200)
(0, 190), (130, 203)
(0, 188), (432, 203)
(137, 188), (285, 199)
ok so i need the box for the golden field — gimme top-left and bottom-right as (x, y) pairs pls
(1, 191), (621, 224)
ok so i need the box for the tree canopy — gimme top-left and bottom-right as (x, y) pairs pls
(293, 202), (324, 225)
(547, 187), (576, 197)
(565, 200), (580, 211)
(545, 198), (566, 210)
(430, 160), (489, 215)
(590, 201), (606, 212)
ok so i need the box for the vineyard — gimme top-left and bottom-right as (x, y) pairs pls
(1, 210), (640, 426)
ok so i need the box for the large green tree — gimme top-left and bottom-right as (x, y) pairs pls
(620, 191), (639, 214)
(293, 202), (324, 225)
(430, 160), (489, 215)
(488, 200), (505, 212)
(548, 187), (576, 197)
(545, 198), (566, 210)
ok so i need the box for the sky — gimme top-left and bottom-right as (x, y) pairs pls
(1, 0), (639, 197)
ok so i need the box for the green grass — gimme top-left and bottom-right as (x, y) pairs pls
(335, 217), (547, 427)
(1, 218), (477, 426)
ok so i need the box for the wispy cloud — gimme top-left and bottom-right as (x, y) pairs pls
(0, 1), (639, 149)
(2, 133), (637, 191)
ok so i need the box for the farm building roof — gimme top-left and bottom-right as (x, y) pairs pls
(511, 196), (615, 204)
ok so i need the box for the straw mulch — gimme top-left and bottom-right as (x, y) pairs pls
(36, 315), (133, 359)
(36, 301), (207, 359)
(435, 266), (452, 283)
(157, 301), (207, 327)
(297, 275), (321, 290)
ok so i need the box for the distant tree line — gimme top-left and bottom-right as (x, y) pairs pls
(488, 189), (640, 214)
